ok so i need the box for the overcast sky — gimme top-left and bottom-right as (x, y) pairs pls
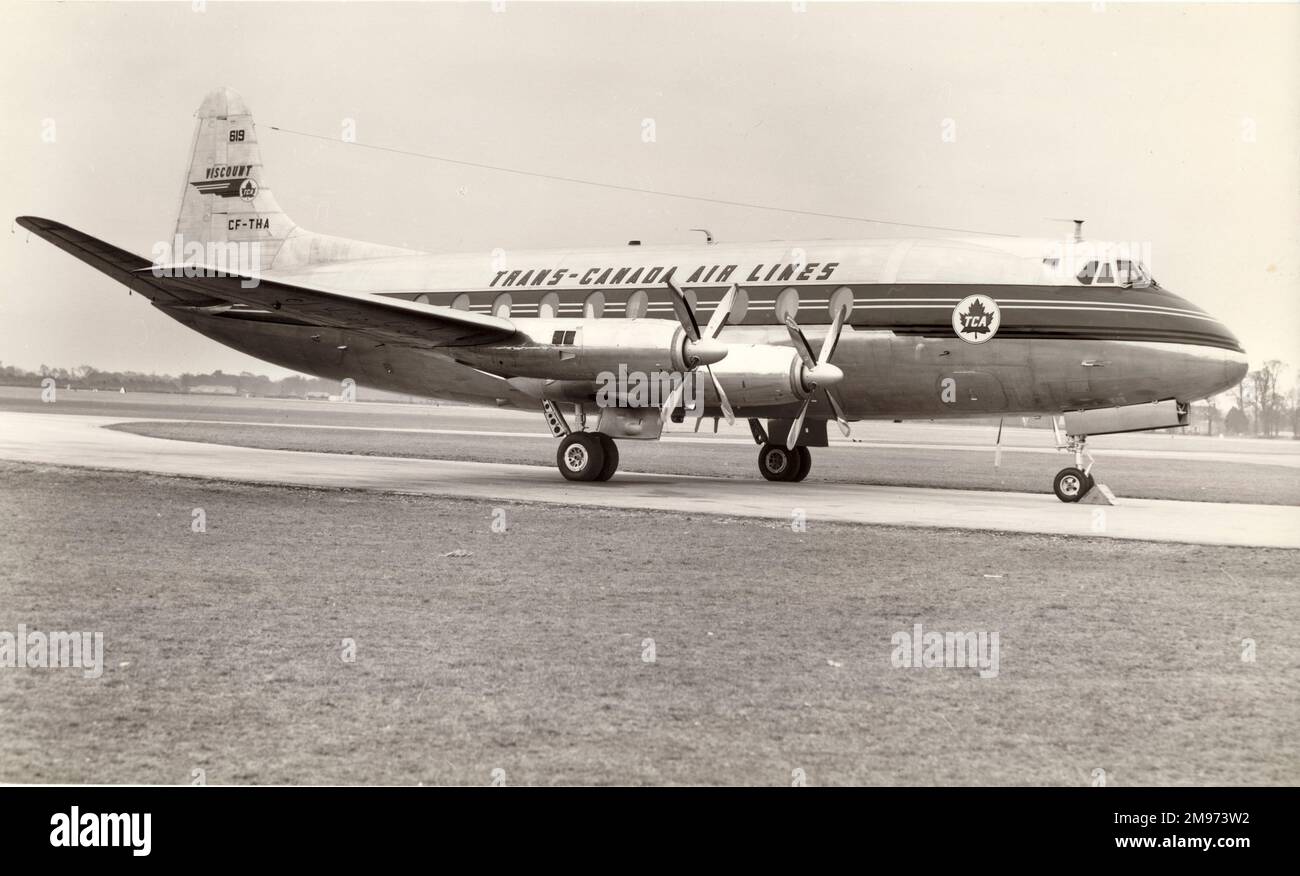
(3, 1), (1296, 380)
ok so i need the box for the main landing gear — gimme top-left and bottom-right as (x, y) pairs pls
(749, 420), (815, 482)
(557, 431), (620, 482)
(758, 443), (812, 482)
(1052, 434), (1095, 503)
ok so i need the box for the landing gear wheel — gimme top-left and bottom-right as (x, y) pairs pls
(558, 432), (605, 482)
(594, 434), (619, 482)
(759, 443), (799, 482)
(791, 446), (813, 482)
(1053, 467), (1090, 503)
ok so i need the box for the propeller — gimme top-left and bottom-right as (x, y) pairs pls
(661, 279), (736, 425)
(781, 305), (852, 450)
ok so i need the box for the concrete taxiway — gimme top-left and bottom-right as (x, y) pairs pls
(1, 411), (1296, 548)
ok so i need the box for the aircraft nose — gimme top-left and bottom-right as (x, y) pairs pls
(1224, 349), (1249, 386)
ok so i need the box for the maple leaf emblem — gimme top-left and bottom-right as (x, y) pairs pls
(959, 298), (993, 336)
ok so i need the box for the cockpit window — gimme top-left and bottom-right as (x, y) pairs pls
(1078, 259), (1153, 288)
(1115, 259), (1151, 288)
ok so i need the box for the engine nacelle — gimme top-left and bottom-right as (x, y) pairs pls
(706, 343), (811, 408)
(1063, 399), (1189, 436)
(464, 319), (722, 381)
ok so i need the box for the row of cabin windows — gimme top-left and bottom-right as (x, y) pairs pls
(413, 286), (857, 322)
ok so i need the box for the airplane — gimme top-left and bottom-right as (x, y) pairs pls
(16, 88), (1248, 501)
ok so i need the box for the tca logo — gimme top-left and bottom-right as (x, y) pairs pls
(951, 294), (1001, 345)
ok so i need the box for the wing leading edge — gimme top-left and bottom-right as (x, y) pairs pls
(16, 216), (517, 348)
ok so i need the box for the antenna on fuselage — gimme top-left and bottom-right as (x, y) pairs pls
(689, 228), (715, 244)
(1046, 217), (1087, 241)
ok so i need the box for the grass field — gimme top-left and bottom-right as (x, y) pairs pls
(1, 460), (1295, 786)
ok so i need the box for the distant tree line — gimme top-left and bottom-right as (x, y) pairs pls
(0, 361), (342, 398)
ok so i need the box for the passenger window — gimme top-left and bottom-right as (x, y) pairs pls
(625, 290), (649, 319)
(774, 287), (800, 322)
(728, 287), (749, 323)
(539, 292), (560, 319)
(584, 291), (605, 319)
(492, 293), (512, 319)
(451, 293), (471, 311)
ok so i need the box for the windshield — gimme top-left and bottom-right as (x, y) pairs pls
(1076, 258), (1155, 289)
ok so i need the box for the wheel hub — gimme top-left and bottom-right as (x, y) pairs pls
(564, 444), (589, 472)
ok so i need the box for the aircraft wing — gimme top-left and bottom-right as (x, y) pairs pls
(16, 216), (517, 348)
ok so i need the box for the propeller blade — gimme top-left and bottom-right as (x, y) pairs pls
(705, 365), (736, 425)
(994, 417), (1004, 468)
(783, 315), (817, 369)
(665, 277), (702, 342)
(703, 284), (738, 340)
(819, 303), (848, 366)
(786, 398), (810, 451)
(825, 389), (851, 437)
(660, 380), (685, 423)
(690, 372), (707, 426)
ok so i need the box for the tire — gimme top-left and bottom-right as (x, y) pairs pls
(791, 446), (813, 482)
(1053, 467), (1088, 503)
(558, 432), (605, 482)
(594, 434), (619, 482)
(758, 443), (798, 481)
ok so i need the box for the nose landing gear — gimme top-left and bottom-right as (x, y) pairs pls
(1052, 433), (1095, 503)
(1053, 466), (1094, 502)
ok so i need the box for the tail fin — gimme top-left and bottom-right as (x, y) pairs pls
(175, 87), (414, 270)
(176, 87), (296, 260)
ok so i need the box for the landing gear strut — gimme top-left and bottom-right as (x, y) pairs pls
(758, 443), (811, 482)
(1052, 434), (1095, 503)
(557, 432), (619, 482)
